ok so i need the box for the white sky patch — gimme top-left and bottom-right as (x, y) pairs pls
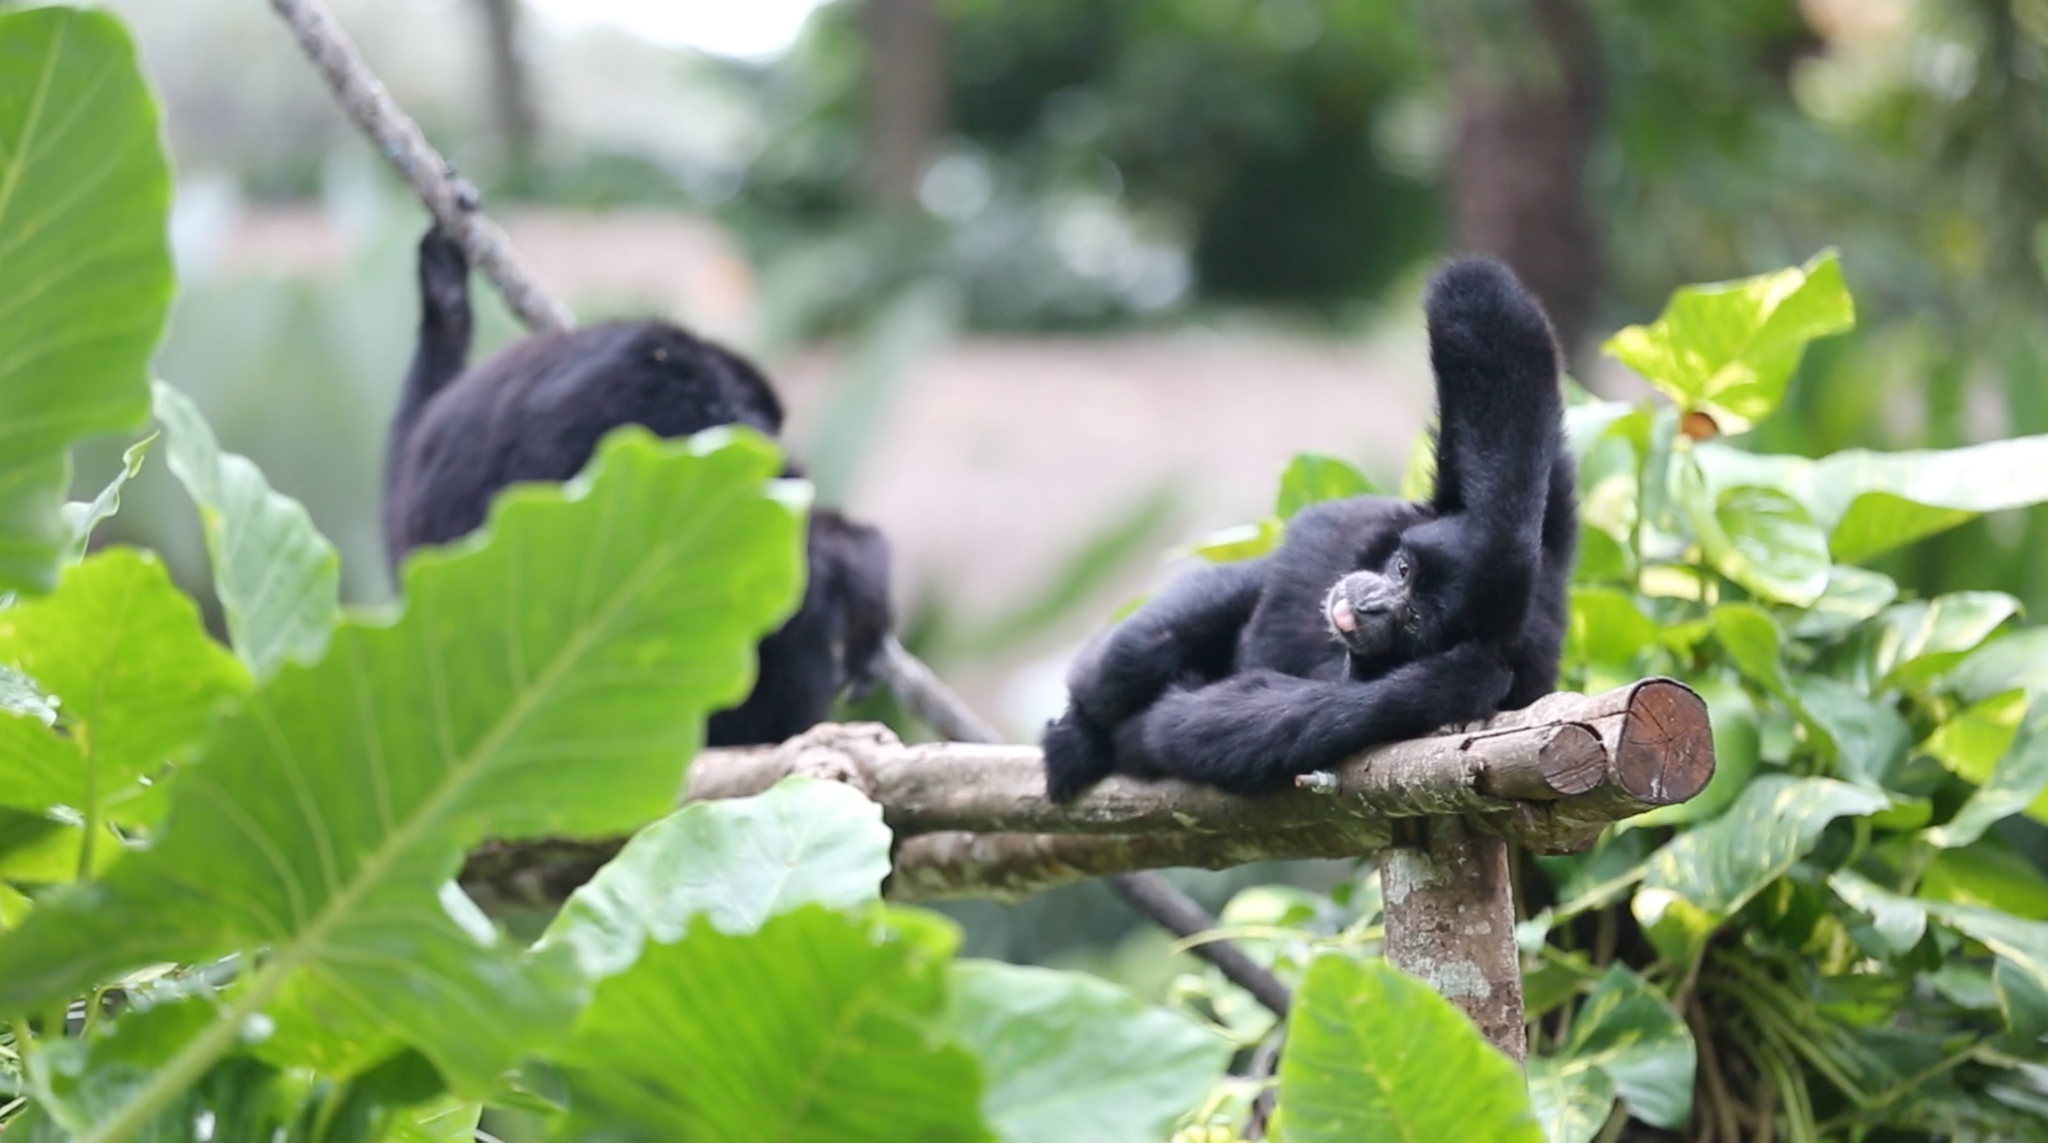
(527, 0), (830, 60)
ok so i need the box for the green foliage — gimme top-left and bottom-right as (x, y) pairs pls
(950, 960), (1229, 1143)
(1530, 255), (2048, 1136)
(62, 435), (152, 563)
(0, 23), (1244, 1137)
(153, 381), (341, 680)
(1275, 454), (1378, 520)
(552, 906), (991, 1143)
(0, 549), (247, 857)
(1274, 955), (1545, 1143)
(0, 7), (171, 595)
(539, 778), (894, 980)
(1603, 251), (1854, 435)
(1183, 253), (2048, 1138)
(0, 427), (810, 1134)
(10, 8), (2048, 1139)
(1694, 434), (2048, 565)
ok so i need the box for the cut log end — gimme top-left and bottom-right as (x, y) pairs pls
(1614, 678), (1715, 805)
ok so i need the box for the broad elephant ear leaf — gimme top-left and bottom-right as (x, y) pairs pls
(950, 960), (1229, 1143)
(0, 549), (247, 837)
(551, 906), (992, 1143)
(1276, 955), (1544, 1143)
(0, 7), (173, 594)
(539, 778), (893, 982)
(0, 428), (806, 1130)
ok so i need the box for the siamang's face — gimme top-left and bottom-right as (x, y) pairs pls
(1324, 523), (1456, 665)
(1323, 549), (1418, 664)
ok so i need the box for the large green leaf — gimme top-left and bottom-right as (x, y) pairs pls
(1828, 879), (2048, 1035)
(1565, 587), (1658, 669)
(1697, 483), (1831, 607)
(19, 996), (220, 1139)
(1831, 869), (1929, 955)
(552, 906), (991, 1143)
(1635, 776), (1888, 961)
(0, 429), (805, 1131)
(1789, 674), (1911, 787)
(1676, 452), (1829, 606)
(1526, 1057), (1615, 1143)
(1695, 436), (2048, 564)
(1867, 593), (2020, 689)
(1918, 903), (2048, 1021)
(0, 8), (173, 594)
(0, 549), (247, 837)
(1188, 518), (1281, 564)
(1554, 966), (1695, 1129)
(1274, 955), (1544, 1143)
(1923, 689), (2029, 805)
(1787, 566), (1898, 641)
(1601, 251), (1853, 434)
(1712, 603), (1791, 696)
(1922, 841), (2048, 921)
(1949, 629), (2048, 704)
(153, 382), (340, 680)
(1711, 604), (1908, 781)
(539, 777), (893, 981)
(950, 960), (1228, 1143)
(1928, 695), (2048, 849)
(1275, 453), (1377, 519)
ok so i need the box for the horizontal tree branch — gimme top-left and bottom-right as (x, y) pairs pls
(461, 679), (1713, 905)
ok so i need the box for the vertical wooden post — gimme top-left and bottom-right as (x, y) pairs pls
(1381, 817), (1527, 1063)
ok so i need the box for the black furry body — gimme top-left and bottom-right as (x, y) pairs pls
(1042, 258), (1577, 799)
(384, 228), (892, 747)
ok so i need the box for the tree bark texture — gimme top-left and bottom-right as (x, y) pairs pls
(475, 0), (539, 176)
(1444, 0), (1603, 357)
(1383, 819), (1527, 1063)
(863, 0), (947, 211)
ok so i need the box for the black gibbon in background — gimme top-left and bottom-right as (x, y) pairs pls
(383, 227), (893, 747)
(1042, 257), (1577, 799)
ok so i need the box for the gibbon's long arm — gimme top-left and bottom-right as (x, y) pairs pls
(1112, 642), (1514, 795)
(1043, 559), (1268, 802)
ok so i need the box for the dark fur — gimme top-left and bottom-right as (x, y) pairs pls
(384, 227), (892, 746)
(1042, 257), (1576, 798)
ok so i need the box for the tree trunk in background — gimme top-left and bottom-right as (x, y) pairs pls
(477, 0), (539, 180)
(864, 0), (947, 211)
(1446, 0), (1602, 361)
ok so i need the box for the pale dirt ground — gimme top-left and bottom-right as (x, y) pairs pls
(775, 334), (1437, 730)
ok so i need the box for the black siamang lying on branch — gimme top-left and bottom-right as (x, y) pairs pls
(1042, 258), (1577, 799)
(383, 227), (892, 747)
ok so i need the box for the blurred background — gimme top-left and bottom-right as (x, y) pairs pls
(86, 0), (2048, 966)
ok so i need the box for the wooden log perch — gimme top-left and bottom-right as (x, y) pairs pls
(462, 678), (1713, 908)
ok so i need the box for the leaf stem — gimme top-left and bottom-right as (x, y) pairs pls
(77, 955), (292, 1143)
(9, 1018), (33, 1068)
(78, 729), (97, 881)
